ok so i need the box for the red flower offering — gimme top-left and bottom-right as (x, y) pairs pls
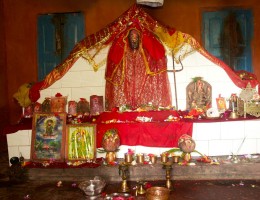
(127, 149), (135, 155)
(197, 155), (211, 163)
(144, 182), (152, 189)
(55, 93), (63, 97)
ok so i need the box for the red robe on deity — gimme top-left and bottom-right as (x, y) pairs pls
(105, 25), (172, 110)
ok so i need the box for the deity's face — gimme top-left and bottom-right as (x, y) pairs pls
(128, 29), (140, 50)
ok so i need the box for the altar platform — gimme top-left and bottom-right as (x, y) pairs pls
(24, 155), (260, 182)
(5, 110), (260, 163)
(1, 148), (259, 183)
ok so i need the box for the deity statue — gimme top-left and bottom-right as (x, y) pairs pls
(105, 25), (172, 110)
(186, 78), (212, 110)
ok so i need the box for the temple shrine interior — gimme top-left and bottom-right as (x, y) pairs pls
(1, 0), (260, 199)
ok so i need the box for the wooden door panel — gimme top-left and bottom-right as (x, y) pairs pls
(208, 17), (223, 60)
(38, 13), (85, 81)
(38, 15), (61, 81)
(63, 13), (85, 61)
(203, 9), (253, 72)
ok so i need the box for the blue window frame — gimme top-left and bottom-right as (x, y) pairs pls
(37, 12), (85, 81)
(202, 9), (253, 72)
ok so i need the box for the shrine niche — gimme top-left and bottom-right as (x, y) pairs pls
(186, 77), (212, 110)
(5, 4), (260, 179)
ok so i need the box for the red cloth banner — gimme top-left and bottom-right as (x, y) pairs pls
(96, 121), (193, 148)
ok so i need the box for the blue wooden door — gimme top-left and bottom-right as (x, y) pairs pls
(202, 9), (253, 72)
(37, 12), (85, 81)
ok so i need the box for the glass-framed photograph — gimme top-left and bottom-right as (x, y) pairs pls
(216, 96), (226, 113)
(30, 112), (67, 162)
(65, 124), (96, 161)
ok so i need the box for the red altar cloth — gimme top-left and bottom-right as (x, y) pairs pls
(96, 121), (193, 148)
(96, 110), (180, 123)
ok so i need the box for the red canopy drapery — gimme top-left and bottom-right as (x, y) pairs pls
(28, 4), (259, 103)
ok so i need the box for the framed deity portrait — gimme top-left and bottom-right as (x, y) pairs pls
(65, 124), (96, 161)
(30, 112), (67, 162)
(216, 96), (227, 113)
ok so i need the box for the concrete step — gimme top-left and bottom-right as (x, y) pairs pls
(26, 156), (260, 182)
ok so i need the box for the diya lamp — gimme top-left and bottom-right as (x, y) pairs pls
(171, 154), (180, 163)
(162, 162), (173, 191)
(124, 149), (135, 164)
(148, 154), (157, 164)
(136, 153), (144, 164)
(160, 152), (169, 163)
(118, 162), (130, 192)
(124, 153), (134, 164)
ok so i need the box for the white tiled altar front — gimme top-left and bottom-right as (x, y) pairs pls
(7, 119), (260, 164)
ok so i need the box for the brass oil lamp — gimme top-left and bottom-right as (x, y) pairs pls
(163, 161), (173, 191)
(118, 162), (130, 192)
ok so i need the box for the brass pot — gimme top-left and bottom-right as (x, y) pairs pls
(146, 187), (170, 200)
(105, 151), (116, 163)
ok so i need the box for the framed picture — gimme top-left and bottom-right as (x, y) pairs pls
(65, 124), (96, 161)
(216, 95), (226, 113)
(31, 112), (67, 162)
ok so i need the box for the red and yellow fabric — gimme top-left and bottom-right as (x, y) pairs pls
(105, 23), (172, 110)
(29, 4), (259, 103)
(155, 25), (259, 89)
